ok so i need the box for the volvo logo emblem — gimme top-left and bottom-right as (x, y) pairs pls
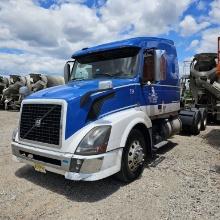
(35, 119), (42, 127)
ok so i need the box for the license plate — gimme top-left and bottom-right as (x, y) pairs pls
(34, 163), (46, 173)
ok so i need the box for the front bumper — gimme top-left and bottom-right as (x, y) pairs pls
(11, 142), (122, 181)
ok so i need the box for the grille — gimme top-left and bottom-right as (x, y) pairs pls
(20, 104), (62, 146)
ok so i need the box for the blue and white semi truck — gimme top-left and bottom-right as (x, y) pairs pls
(11, 37), (202, 182)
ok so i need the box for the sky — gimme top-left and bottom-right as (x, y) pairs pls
(0, 0), (219, 76)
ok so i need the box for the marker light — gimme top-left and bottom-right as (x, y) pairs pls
(12, 128), (18, 142)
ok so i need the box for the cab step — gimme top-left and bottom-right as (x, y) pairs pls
(153, 140), (168, 151)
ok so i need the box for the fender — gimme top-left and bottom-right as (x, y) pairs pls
(103, 107), (152, 151)
(64, 107), (152, 154)
(119, 113), (152, 148)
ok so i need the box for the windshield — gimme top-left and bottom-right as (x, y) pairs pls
(70, 47), (140, 81)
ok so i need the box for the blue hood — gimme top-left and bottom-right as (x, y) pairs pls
(27, 79), (138, 139)
(28, 79), (135, 101)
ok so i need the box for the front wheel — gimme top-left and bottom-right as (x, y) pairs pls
(116, 129), (146, 183)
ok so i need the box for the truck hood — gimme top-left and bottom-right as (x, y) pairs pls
(28, 79), (134, 101)
(27, 78), (138, 140)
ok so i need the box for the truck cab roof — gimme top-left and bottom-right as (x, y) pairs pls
(72, 37), (174, 58)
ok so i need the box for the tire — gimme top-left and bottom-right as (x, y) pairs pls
(207, 113), (215, 124)
(191, 110), (202, 135)
(4, 103), (8, 110)
(199, 108), (207, 130)
(116, 129), (146, 183)
(0, 102), (4, 110)
(179, 110), (195, 133)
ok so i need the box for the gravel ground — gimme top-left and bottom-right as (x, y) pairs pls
(0, 110), (219, 220)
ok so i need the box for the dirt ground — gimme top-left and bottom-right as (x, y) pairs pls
(0, 110), (219, 220)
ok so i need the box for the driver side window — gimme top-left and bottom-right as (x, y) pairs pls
(143, 49), (167, 83)
(143, 52), (154, 82)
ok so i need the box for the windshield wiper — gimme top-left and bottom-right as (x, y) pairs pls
(94, 73), (114, 78)
(95, 72), (133, 79)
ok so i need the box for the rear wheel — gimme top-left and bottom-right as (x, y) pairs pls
(4, 103), (8, 110)
(199, 108), (207, 130)
(116, 129), (146, 183)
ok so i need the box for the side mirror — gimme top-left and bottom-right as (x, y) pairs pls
(154, 49), (166, 81)
(64, 62), (70, 84)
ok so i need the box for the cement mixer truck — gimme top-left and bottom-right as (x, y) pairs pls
(181, 37), (220, 123)
(3, 73), (64, 110)
(0, 75), (9, 108)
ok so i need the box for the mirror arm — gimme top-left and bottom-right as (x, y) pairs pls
(140, 77), (152, 86)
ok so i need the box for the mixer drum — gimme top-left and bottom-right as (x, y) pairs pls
(190, 53), (217, 83)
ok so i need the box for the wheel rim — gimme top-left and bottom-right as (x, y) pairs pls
(197, 120), (201, 130)
(203, 117), (207, 127)
(127, 140), (144, 172)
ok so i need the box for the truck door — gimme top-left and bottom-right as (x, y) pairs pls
(141, 49), (167, 117)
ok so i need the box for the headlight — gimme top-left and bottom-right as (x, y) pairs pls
(75, 126), (111, 155)
(12, 128), (18, 142)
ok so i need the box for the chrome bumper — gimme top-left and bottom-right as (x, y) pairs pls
(11, 142), (104, 178)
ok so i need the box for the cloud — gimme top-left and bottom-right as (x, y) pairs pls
(179, 15), (210, 36)
(0, 53), (65, 74)
(196, 0), (206, 11)
(196, 27), (220, 53)
(186, 39), (199, 51)
(0, 0), (194, 74)
(100, 0), (193, 36)
(209, 0), (220, 24)
(0, 1), (62, 47)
